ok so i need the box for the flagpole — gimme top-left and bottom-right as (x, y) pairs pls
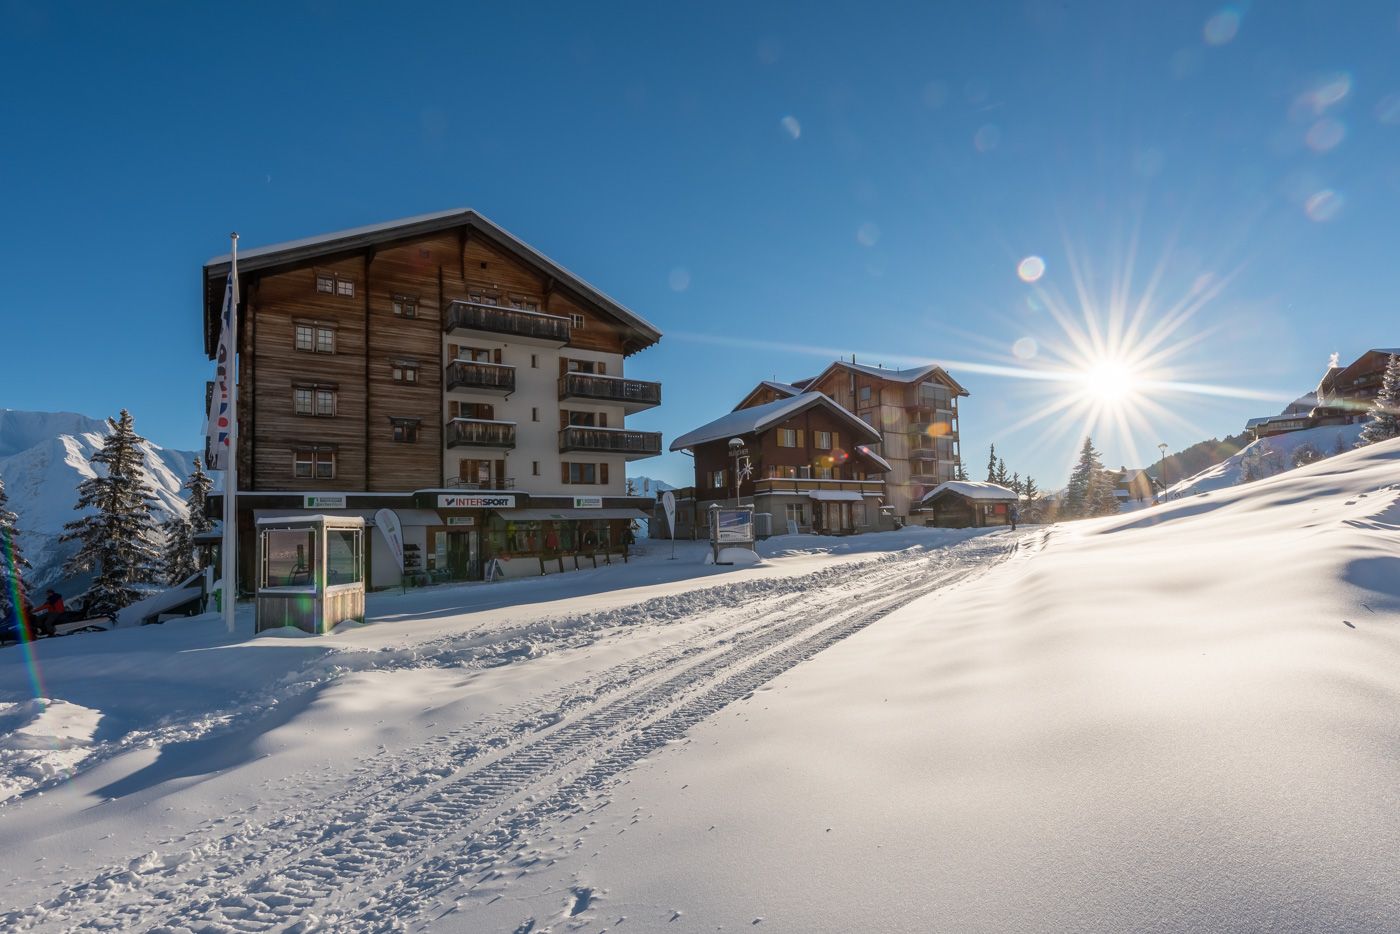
(222, 232), (239, 634)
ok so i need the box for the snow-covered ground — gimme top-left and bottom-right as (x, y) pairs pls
(1162, 422), (1362, 499)
(3, 438), (1400, 932)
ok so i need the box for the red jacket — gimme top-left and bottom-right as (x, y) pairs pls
(41, 596), (64, 615)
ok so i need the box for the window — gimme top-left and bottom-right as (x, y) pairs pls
(335, 279), (355, 297)
(815, 464), (834, 479)
(570, 313), (586, 329)
(532, 460), (540, 476)
(565, 462), (598, 484)
(316, 275), (335, 294)
(798, 465), (812, 479)
(510, 295), (540, 311)
(530, 354), (538, 368)
(531, 407), (539, 422)
(769, 465), (798, 479)
(858, 386), (872, 403)
(390, 419), (419, 443)
(566, 358), (598, 374)
(468, 290), (498, 306)
(297, 324), (335, 353)
(293, 387), (335, 416)
(711, 468), (727, 489)
(454, 401), (494, 420)
(815, 431), (832, 450)
(392, 294), (417, 318)
(785, 503), (807, 527)
(293, 449), (335, 480)
(392, 363), (419, 383)
(777, 428), (801, 448)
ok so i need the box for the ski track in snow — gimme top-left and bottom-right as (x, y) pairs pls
(7, 531), (1029, 933)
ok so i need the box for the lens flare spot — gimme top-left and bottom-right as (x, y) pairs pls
(925, 421), (950, 438)
(668, 267), (691, 292)
(1304, 189), (1343, 222)
(973, 124), (1001, 152)
(1012, 337), (1039, 359)
(1375, 94), (1400, 126)
(1203, 7), (1241, 45)
(1305, 118), (1346, 152)
(856, 223), (881, 247)
(1017, 256), (1046, 282)
(779, 115), (801, 140)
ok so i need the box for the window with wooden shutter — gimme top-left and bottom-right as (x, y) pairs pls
(796, 429), (805, 448)
(600, 463), (609, 484)
(599, 413), (608, 428)
(561, 463), (571, 484)
(493, 348), (502, 364)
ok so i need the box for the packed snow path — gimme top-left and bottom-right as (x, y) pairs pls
(3, 531), (1025, 932)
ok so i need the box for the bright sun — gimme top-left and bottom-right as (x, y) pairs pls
(1082, 359), (1139, 402)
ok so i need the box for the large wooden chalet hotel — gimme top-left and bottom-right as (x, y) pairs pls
(203, 209), (662, 589)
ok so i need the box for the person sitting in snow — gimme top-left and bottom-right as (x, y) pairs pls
(32, 590), (63, 636)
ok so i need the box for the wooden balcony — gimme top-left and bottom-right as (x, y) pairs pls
(445, 418), (517, 450)
(752, 478), (886, 496)
(446, 360), (516, 396)
(558, 425), (662, 461)
(443, 300), (571, 346)
(442, 476), (515, 491)
(558, 373), (661, 413)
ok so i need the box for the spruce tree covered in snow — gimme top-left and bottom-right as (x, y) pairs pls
(160, 514), (198, 586)
(0, 477), (30, 619)
(1063, 436), (1104, 518)
(1292, 443), (1325, 468)
(1089, 468), (1121, 516)
(60, 410), (161, 617)
(1356, 353), (1400, 447)
(185, 457), (214, 535)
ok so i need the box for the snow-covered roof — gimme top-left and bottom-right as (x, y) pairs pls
(807, 360), (970, 396)
(731, 380), (804, 412)
(808, 490), (865, 502)
(670, 393), (880, 452)
(855, 445), (892, 472)
(203, 208), (660, 356)
(918, 481), (1019, 504)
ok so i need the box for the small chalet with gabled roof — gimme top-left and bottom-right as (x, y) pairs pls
(667, 392), (893, 536)
(913, 481), (1019, 528)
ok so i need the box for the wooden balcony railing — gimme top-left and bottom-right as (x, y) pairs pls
(442, 476), (515, 490)
(558, 425), (662, 458)
(751, 478), (886, 495)
(443, 300), (571, 344)
(445, 418), (517, 449)
(446, 360), (516, 394)
(559, 373), (661, 409)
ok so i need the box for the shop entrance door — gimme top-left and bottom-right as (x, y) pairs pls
(447, 531), (480, 580)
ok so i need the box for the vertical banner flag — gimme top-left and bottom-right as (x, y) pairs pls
(374, 508), (406, 572)
(662, 490), (677, 539)
(205, 273), (237, 470)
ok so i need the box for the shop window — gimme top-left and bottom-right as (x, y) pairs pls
(262, 528), (314, 587)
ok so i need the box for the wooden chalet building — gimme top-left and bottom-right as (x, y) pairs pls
(202, 209), (663, 590)
(734, 360), (969, 524)
(1243, 347), (1399, 441)
(667, 393), (894, 536)
(913, 481), (1019, 528)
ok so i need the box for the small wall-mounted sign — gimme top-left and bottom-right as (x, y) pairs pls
(437, 494), (516, 509)
(304, 494), (347, 509)
(572, 496), (604, 509)
(446, 516), (475, 526)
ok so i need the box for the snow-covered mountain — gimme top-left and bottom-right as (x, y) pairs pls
(0, 410), (199, 594)
(1162, 422), (1363, 500)
(627, 475), (677, 496)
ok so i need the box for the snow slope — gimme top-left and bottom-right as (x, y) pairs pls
(0, 410), (198, 592)
(3, 438), (1399, 931)
(1162, 422), (1362, 499)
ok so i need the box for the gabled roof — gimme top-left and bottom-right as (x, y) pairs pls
(918, 481), (1019, 504)
(732, 379), (804, 411)
(202, 208), (661, 357)
(670, 392), (881, 452)
(806, 360), (970, 396)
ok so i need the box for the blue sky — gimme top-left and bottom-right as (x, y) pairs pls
(3, 1), (1398, 489)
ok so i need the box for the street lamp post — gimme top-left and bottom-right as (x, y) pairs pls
(728, 437), (746, 507)
(1157, 442), (1169, 500)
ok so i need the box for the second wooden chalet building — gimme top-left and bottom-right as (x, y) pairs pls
(202, 208), (663, 590)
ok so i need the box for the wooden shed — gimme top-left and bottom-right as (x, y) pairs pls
(914, 481), (1019, 528)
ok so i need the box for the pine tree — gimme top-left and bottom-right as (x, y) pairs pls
(185, 457), (214, 535)
(1090, 467), (1121, 516)
(160, 513), (198, 585)
(61, 410), (161, 617)
(1011, 472), (1021, 497)
(1356, 353), (1400, 447)
(985, 444), (998, 483)
(995, 457), (1010, 487)
(1063, 436), (1104, 519)
(0, 477), (30, 620)
(954, 462), (968, 481)
(1292, 442), (1324, 468)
